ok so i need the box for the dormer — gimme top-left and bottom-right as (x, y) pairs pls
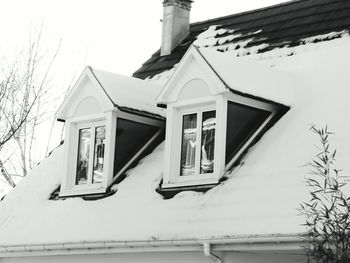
(157, 46), (291, 190)
(57, 66), (165, 197)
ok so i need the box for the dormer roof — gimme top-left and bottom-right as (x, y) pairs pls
(57, 66), (165, 121)
(157, 45), (293, 106)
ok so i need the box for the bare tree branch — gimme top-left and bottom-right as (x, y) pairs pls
(0, 27), (62, 187)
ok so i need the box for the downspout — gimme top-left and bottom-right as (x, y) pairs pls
(203, 242), (223, 263)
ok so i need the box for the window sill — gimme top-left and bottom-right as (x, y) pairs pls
(162, 177), (219, 189)
(59, 186), (107, 197)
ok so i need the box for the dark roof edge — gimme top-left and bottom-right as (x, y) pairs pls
(118, 106), (166, 121)
(190, 0), (303, 27)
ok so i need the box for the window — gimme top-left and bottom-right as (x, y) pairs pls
(76, 128), (91, 185)
(92, 126), (106, 184)
(180, 113), (197, 176)
(201, 110), (216, 174)
(162, 94), (277, 189)
(75, 122), (106, 187)
(180, 110), (216, 177)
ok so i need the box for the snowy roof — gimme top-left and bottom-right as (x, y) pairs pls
(90, 68), (165, 118)
(155, 45), (293, 106)
(133, 0), (350, 79)
(0, 181), (11, 200)
(198, 47), (293, 105)
(56, 66), (165, 120)
(1, 35), (350, 251)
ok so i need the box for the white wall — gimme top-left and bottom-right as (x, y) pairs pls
(0, 251), (307, 263)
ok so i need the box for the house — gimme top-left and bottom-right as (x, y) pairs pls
(1, 0), (350, 262)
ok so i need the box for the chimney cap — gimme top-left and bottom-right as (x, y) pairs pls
(163, 0), (193, 10)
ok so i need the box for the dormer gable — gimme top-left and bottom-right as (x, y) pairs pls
(56, 66), (114, 121)
(156, 46), (226, 105)
(157, 45), (293, 107)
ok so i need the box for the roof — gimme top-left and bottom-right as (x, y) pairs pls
(155, 45), (293, 106)
(133, 0), (350, 79)
(91, 68), (165, 118)
(0, 181), (11, 200)
(57, 66), (165, 120)
(198, 47), (293, 105)
(1, 36), (350, 251)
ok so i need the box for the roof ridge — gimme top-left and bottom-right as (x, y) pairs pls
(190, 0), (309, 27)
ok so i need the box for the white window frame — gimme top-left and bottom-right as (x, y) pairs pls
(60, 112), (116, 197)
(177, 104), (217, 182)
(73, 120), (106, 189)
(162, 93), (278, 189)
(163, 97), (222, 188)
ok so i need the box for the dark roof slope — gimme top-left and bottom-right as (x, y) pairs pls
(133, 0), (350, 79)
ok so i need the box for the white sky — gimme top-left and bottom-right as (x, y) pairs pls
(0, 0), (291, 80)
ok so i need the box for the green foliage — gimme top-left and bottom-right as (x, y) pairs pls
(300, 126), (350, 263)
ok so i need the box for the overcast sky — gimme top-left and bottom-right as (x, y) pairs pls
(0, 0), (291, 82)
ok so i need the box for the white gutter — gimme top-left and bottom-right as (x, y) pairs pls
(0, 234), (306, 258)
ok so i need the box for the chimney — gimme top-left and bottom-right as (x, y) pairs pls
(161, 0), (192, 56)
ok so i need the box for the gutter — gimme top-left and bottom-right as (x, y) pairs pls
(0, 234), (306, 258)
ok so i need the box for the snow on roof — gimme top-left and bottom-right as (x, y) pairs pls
(0, 173), (23, 200)
(197, 47), (293, 106)
(193, 25), (263, 52)
(1, 36), (350, 247)
(91, 68), (165, 117)
(149, 30), (349, 84)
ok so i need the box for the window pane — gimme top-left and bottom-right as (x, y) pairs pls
(226, 102), (271, 164)
(180, 113), (197, 176)
(200, 111), (216, 174)
(114, 119), (159, 176)
(92, 126), (106, 184)
(76, 128), (91, 185)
